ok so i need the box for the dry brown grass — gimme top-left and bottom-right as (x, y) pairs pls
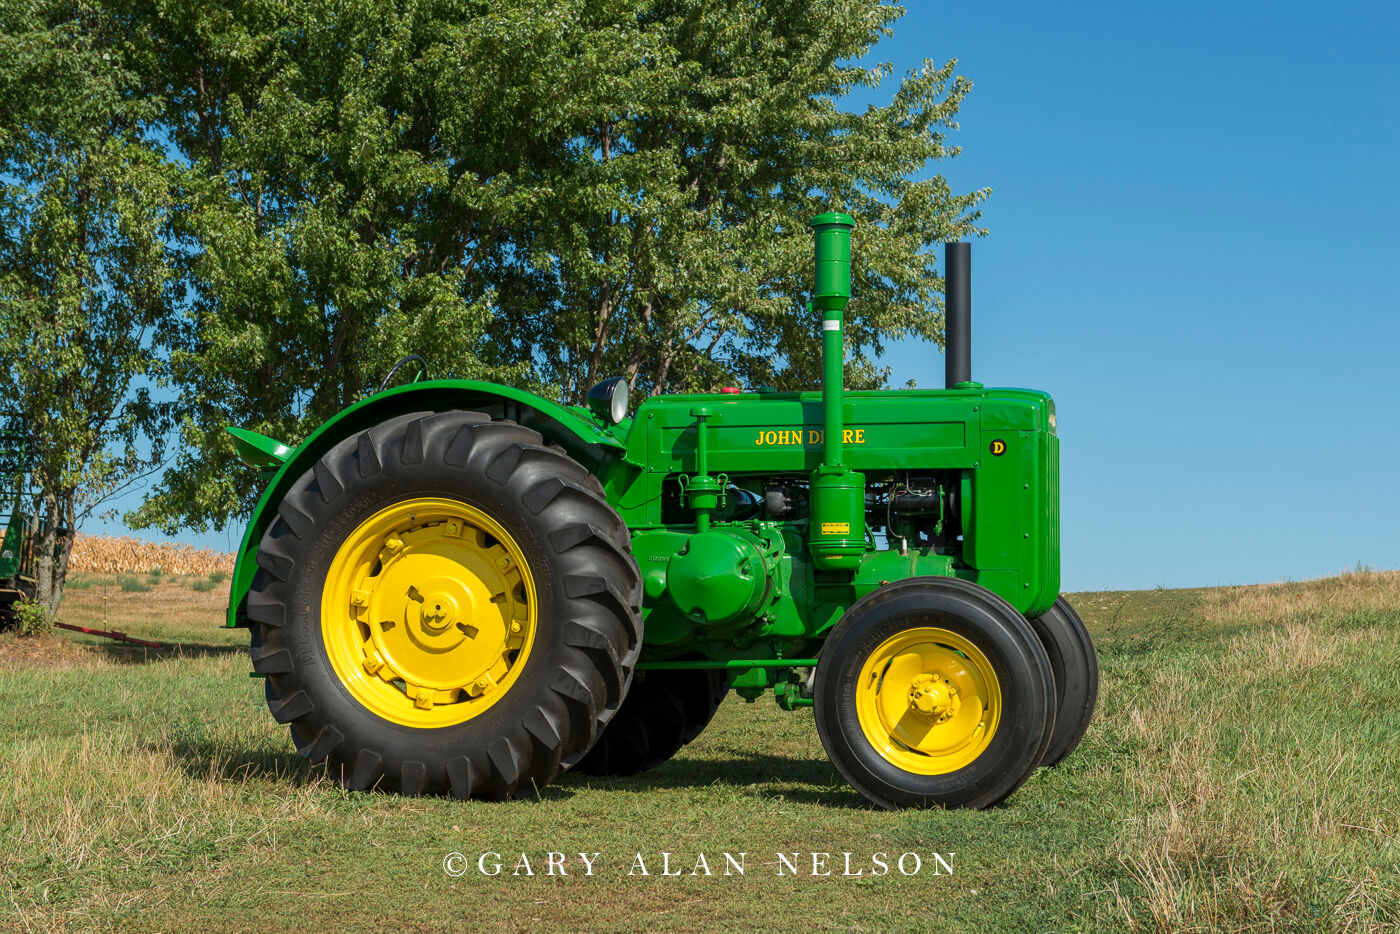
(1199, 568), (1400, 628)
(0, 572), (242, 668)
(1096, 570), (1400, 932)
(3, 726), (332, 872)
(68, 535), (233, 576)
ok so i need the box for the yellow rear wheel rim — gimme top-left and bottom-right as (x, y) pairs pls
(321, 497), (537, 728)
(855, 627), (1001, 775)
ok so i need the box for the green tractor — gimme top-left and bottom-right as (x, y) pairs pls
(0, 419), (38, 626)
(225, 214), (1097, 809)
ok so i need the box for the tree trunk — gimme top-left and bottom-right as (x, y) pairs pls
(33, 489), (76, 617)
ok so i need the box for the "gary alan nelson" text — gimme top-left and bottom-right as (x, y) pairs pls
(446, 851), (954, 878)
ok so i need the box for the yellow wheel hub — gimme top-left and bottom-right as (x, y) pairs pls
(855, 627), (1001, 774)
(321, 497), (537, 728)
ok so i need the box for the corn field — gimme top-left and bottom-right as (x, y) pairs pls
(67, 535), (234, 576)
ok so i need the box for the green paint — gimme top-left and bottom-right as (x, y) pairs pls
(812, 212), (853, 468)
(225, 426), (293, 469)
(682, 406), (723, 532)
(809, 466), (866, 571)
(806, 213), (866, 572)
(773, 681), (815, 710)
(665, 528), (772, 627)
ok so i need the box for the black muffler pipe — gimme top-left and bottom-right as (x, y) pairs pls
(944, 241), (971, 388)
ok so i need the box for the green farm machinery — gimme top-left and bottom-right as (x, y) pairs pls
(0, 419), (38, 625)
(226, 214), (1097, 809)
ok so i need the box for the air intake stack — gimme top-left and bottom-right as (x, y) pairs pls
(809, 213), (865, 571)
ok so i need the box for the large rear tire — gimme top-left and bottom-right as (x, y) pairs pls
(814, 577), (1053, 809)
(248, 410), (642, 799)
(573, 667), (728, 776)
(1026, 596), (1098, 768)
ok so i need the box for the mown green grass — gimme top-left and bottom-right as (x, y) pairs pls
(1, 572), (1397, 932)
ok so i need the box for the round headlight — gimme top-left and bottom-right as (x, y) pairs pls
(586, 376), (630, 425)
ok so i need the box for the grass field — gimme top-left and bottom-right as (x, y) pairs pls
(2, 570), (1397, 932)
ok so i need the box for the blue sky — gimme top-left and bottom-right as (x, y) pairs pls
(865, 0), (1400, 590)
(92, 0), (1399, 591)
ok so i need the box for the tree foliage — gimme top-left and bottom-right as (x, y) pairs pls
(125, 0), (650, 532)
(0, 0), (184, 611)
(2, 0), (986, 544)
(526, 1), (986, 400)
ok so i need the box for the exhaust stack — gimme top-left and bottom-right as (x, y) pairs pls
(944, 241), (971, 388)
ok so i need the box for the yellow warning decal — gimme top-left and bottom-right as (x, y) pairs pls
(820, 522), (851, 535)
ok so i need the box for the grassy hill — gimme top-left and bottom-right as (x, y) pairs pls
(2, 570), (1397, 932)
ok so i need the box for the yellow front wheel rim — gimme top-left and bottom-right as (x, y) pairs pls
(855, 627), (1001, 775)
(321, 497), (538, 728)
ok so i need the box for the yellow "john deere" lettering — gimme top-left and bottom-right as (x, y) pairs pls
(754, 428), (865, 446)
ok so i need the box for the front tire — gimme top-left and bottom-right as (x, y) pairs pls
(814, 577), (1053, 809)
(247, 410), (642, 799)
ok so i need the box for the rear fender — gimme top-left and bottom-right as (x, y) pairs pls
(224, 380), (625, 628)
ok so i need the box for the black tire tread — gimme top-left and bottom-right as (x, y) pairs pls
(573, 667), (729, 776)
(1027, 596), (1098, 768)
(248, 410), (642, 799)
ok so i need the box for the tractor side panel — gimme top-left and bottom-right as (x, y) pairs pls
(610, 391), (980, 529)
(966, 395), (1059, 617)
(612, 387), (1059, 621)
(964, 427), (1058, 617)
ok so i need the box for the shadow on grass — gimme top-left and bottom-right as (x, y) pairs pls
(85, 640), (246, 664)
(557, 753), (868, 809)
(163, 734), (866, 808)
(163, 734), (319, 788)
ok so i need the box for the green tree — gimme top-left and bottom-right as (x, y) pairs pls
(524, 0), (986, 400)
(125, 0), (638, 533)
(0, 0), (184, 612)
(121, 0), (985, 536)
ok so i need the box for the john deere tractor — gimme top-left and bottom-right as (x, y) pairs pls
(225, 214), (1097, 809)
